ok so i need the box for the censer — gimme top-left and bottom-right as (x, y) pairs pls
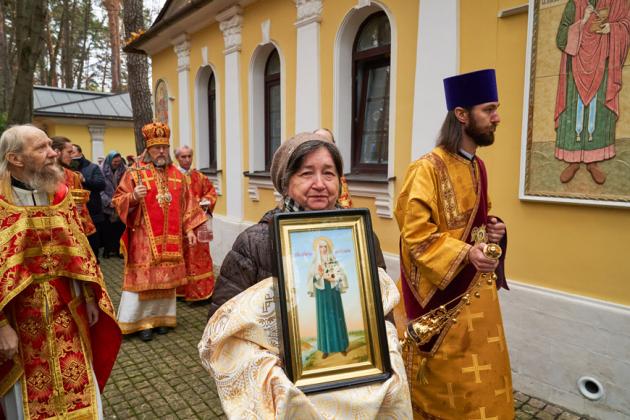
(401, 227), (502, 350)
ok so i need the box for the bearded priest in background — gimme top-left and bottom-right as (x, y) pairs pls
(113, 122), (206, 342)
(0, 125), (121, 419)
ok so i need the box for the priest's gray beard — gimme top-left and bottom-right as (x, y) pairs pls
(23, 161), (65, 194)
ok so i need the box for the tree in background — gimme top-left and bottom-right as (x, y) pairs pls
(0, 0), (11, 115)
(8, 0), (47, 124)
(123, 0), (152, 154)
(103, 0), (121, 92)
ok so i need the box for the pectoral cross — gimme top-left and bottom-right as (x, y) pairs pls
(41, 252), (58, 272)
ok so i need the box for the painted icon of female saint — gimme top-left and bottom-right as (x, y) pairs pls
(307, 237), (350, 359)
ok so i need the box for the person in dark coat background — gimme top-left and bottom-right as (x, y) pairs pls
(71, 143), (106, 261)
(100, 150), (127, 258)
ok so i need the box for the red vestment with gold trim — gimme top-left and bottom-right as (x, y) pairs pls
(112, 162), (205, 333)
(63, 167), (97, 236)
(0, 184), (121, 419)
(177, 169), (217, 301)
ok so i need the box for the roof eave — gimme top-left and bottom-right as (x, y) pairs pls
(123, 0), (213, 55)
(33, 111), (134, 122)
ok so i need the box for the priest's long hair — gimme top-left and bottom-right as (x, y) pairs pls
(436, 108), (469, 154)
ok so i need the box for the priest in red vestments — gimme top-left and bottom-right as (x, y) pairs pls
(0, 125), (121, 419)
(174, 145), (217, 302)
(113, 122), (206, 342)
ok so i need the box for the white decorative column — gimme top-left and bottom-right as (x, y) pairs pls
(217, 6), (244, 220)
(173, 35), (192, 147)
(88, 125), (105, 161)
(294, 0), (322, 132)
(411, 0), (459, 159)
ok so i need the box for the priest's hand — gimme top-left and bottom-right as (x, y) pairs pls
(468, 243), (499, 273)
(187, 230), (197, 247)
(0, 324), (18, 360)
(132, 184), (147, 201)
(86, 302), (99, 326)
(486, 217), (506, 243)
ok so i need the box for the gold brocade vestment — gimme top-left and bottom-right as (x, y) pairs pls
(177, 168), (216, 301)
(394, 147), (514, 419)
(0, 184), (121, 419)
(112, 163), (206, 333)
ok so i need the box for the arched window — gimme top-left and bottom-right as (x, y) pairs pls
(264, 49), (281, 171)
(207, 72), (217, 170)
(352, 12), (390, 174)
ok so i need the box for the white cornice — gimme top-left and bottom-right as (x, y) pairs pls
(347, 179), (395, 219)
(172, 35), (191, 72)
(247, 176), (282, 202)
(217, 6), (243, 54)
(136, 0), (258, 56)
(295, 0), (322, 27)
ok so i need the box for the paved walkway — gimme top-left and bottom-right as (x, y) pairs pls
(99, 258), (592, 419)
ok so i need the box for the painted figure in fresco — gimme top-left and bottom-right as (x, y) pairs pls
(307, 237), (350, 358)
(155, 80), (169, 124)
(554, 0), (630, 184)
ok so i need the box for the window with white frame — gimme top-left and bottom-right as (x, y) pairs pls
(207, 72), (217, 170)
(352, 12), (391, 175)
(264, 49), (281, 171)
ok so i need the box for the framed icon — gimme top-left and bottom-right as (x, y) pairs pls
(271, 208), (392, 394)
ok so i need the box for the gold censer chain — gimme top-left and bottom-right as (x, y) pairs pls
(401, 225), (502, 350)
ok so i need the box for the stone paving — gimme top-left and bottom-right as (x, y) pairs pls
(99, 257), (593, 419)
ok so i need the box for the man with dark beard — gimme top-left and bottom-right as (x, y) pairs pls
(0, 125), (121, 419)
(112, 122), (206, 342)
(394, 69), (514, 419)
(51, 136), (97, 237)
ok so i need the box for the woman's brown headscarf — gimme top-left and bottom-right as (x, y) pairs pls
(269, 132), (334, 196)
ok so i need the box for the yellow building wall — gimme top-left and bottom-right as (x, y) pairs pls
(240, 0), (298, 222)
(319, 1), (419, 254)
(188, 23), (227, 216)
(151, 48), (180, 150)
(45, 123), (92, 158)
(460, 0), (630, 305)
(42, 122), (135, 162)
(101, 126), (137, 160)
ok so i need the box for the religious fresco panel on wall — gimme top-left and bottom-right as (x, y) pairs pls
(155, 80), (169, 124)
(521, 0), (630, 206)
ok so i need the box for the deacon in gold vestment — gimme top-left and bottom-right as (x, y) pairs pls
(0, 125), (121, 419)
(395, 70), (514, 419)
(113, 123), (206, 341)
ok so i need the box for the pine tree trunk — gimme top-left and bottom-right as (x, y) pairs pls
(103, 0), (121, 92)
(61, 0), (77, 88)
(50, 1), (68, 87)
(75, 0), (91, 89)
(8, 0), (47, 124)
(0, 0), (9, 112)
(123, 0), (152, 154)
